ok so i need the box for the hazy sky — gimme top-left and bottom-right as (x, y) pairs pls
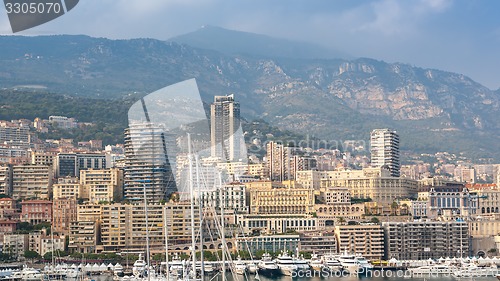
(1, 0), (499, 89)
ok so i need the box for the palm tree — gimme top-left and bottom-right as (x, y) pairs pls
(390, 202), (399, 215)
(337, 217), (346, 225)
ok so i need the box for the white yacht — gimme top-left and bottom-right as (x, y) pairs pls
(322, 254), (342, 272)
(338, 251), (372, 274)
(132, 253), (147, 278)
(113, 263), (124, 278)
(338, 251), (359, 274)
(234, 256), (247, 275)
(203, 262), (216, 275)
(294, 254), (310, 272)
(257, 253), (280, 277)
(309, 254), (324, 271)
(453, 264), (497, 277)
(354, 255), (373, 275)
(410, 264), (455, 275)
(246, 262), (257, 274)
(11, 267), (45, 281)
(163, 253), (184, 276)
(275, 251), (298, 276)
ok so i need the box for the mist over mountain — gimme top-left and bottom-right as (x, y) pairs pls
(168, 25), (350, 59)
(0, 29), (498, 161)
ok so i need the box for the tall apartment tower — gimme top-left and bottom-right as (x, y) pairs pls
(210, 94), (241, 161)
(266, 141), (292, 181)
(370, 129), (400, 177)
(123, 123), (176, 203)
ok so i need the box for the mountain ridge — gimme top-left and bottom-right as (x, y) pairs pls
(168, 25), (351, 60)
(0, 33), (498, 161)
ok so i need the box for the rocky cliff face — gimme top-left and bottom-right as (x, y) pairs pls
(0, 35), (499, 159)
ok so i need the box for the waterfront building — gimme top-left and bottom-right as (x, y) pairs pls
(335, 224), (384, 260)
(299, 231), (338, 254)
(469, 219), (500, 238)
(236, 234), (300, 255)
(383, 221), (469, 260)
(100, 203), (165, 252)
(164, 202), (201, 253)
(236, 214), (317, 235)
(29, 232), (65, 256)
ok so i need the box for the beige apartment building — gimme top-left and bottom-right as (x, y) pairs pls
(315, 187), (365, 223)
(11, 164), (53, 200)
(0, 165), (11, 195)
(474, 188), (500, 214)
(322, 177), (417, 204)
(469, 219), (500, 238)
(77, 203), (102, 222)
(247, 181), (314, 215)
(334, 224), (384, 260)
(52, 177), (81, 200)
(68, 221), (99, 254)
(30, 151), (57, 167)
(297, 167), (417, 204)
(29, 232), (65, 256)
(80, 168), (123, 203)
(99, 202), (201, 254)
(3, 234), (28, 260)
(52, 198), (78, 235)
(236, 213), (318, 235)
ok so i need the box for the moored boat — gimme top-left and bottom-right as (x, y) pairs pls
(234, 256), (247, 275)
(309, 254), (323, 271)
(257, 253), (280, 277)
(275, 251), (297, 276)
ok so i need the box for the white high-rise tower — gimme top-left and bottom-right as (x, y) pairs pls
(370, 128), (400, 177)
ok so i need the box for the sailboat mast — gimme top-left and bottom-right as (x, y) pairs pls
(143, 182), (151, 281)
(219, 172), (226, 281)
(164, 206), (169, 281)
(187, 134), (197, 277)
(195, 154), (204, 277)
